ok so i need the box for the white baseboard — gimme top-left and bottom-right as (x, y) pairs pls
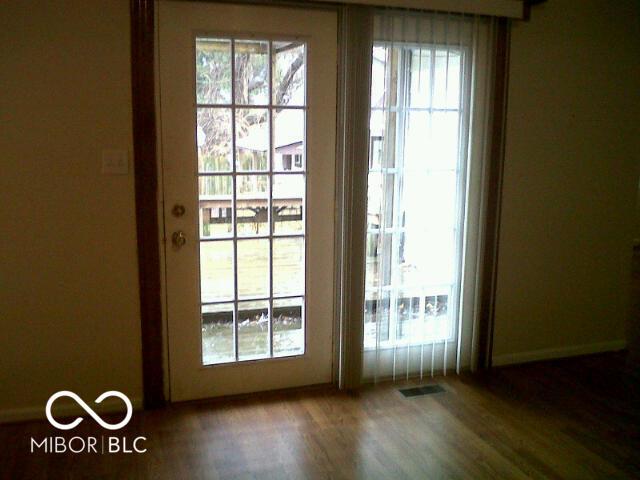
(0, 396), (143, 425)
(492, 340), (627, 367)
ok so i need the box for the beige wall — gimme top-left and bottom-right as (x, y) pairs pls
(0, 0), (142, 416)
(493, 0), (640, 363)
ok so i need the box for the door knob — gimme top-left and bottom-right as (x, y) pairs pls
(172, 230), (186, 248)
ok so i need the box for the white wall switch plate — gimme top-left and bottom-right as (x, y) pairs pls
(101, 149), (129, 175)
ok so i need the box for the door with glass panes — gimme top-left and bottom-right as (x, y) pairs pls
(158, 1), (337, 401)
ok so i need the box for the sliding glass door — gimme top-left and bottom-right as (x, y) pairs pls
(362, 11), (489, 380)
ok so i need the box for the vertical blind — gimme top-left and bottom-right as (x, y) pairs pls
(362, 9), (497, 382)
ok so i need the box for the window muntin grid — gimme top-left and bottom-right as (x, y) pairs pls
(195, 36), (307, 365)
(364, 43), (467, 350)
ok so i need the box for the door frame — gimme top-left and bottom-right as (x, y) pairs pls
(129, 0), (508, 407)
(131, 0), (165, 408)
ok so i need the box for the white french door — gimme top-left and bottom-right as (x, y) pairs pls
(158, 1), (337, 401)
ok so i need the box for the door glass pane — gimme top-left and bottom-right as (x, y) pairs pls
(273, 237), (304, 297)
(272, 174), (304, 234)
(273, 297), (304, 357)
(396, 229), (454, 287)
(366, 172), (382, 230)
(396, 291), (421, 342)
(369, 109), (397, 169)
(273, 109), (304, 171)
(199, 176), (233, 238)
(365, 232), (392, 290)
(425, 293), (450, 341)
(371, 45), (399, 109)
(197, 108), (232, 172)
(237, 239), (269, 299)
(238, 300), (270, 360)
(196, 38), (231, 104)
(200, 241), (234, 302)
(433, 50), (461, 109)
(366, 172), (395, 230)
(202, 303), (235, 365)
(236, 108), (269, 171)
(364, 290), (390, 348)
(236, 175), (269, 236)
(272, 41), (305, 106)
(408, 48), (432, 108)
(234, 40), (269, 105)
(405, 111), (460, 171)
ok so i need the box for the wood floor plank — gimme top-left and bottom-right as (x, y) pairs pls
(1, 352), (639, 479)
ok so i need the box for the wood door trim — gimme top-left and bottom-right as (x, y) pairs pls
(476, 18), (510, 370)
(131, 0), (165, 408)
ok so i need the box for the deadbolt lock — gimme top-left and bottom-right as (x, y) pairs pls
(172, 204), (186, 217)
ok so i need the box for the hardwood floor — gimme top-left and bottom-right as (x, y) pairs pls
(1, 352), (639, 479)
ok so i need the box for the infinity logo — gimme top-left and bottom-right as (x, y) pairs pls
(45, 391), (133, 431)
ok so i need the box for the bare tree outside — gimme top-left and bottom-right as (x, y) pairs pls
(196, 39), (304, 179)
